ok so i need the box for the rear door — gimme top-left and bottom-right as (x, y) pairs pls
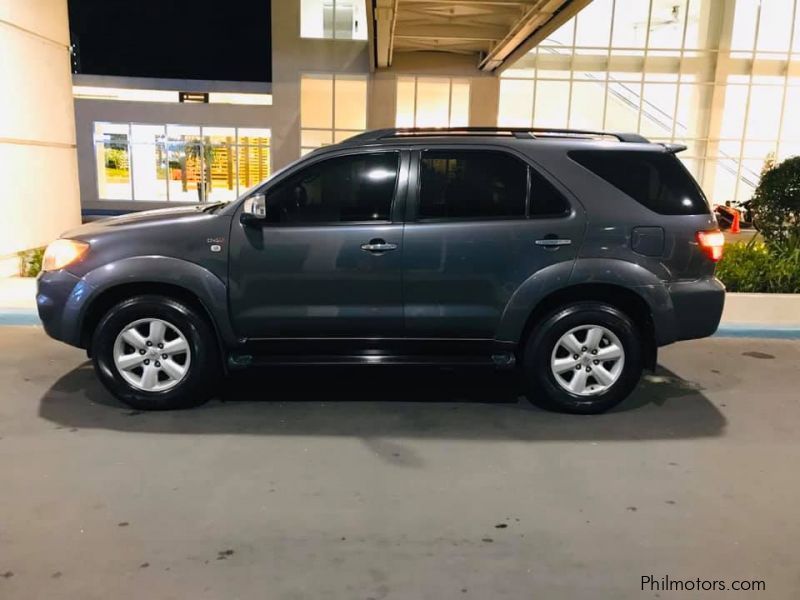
(402, 147), (585, 339)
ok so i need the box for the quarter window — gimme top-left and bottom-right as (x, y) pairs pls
(265, 153), (398, 224)
(570, 150), (710, 215)
(418, 151), (527, 220)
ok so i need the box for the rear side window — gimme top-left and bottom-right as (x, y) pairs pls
(569, 150), (709, 215)
(418, 150), (527, 219)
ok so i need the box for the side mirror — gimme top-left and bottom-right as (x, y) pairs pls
(241, 193), (266, 224)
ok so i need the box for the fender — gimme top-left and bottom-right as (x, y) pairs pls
(496, 258), (676, 345)
(60, 255), (238, 348)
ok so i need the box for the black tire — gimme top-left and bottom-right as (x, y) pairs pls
(91, 295), (221, 410)
(521, 302), (643, 414)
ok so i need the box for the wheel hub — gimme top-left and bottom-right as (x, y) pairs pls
(550, 324), (625, 397)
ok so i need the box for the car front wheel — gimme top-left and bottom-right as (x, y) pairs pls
(522, 302), (643, 414)
(91, 295), (221, 410)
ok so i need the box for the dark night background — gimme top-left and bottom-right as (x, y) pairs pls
(68, 0), (272, 83)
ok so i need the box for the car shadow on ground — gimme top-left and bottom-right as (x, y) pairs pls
(38, 362), (726, 441)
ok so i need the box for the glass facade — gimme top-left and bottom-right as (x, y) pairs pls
(94, 123), (270, 202)
(300, 0), (367, 40)
(300, 74), (368, 154)
(498, 0), (800, 204)
(396, 77), (470, 128)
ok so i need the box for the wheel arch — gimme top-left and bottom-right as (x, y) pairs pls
(517, 283), (658, 371)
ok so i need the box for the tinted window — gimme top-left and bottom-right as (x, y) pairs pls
(530, 168), (570, 216)
(418, 150), (527, 219)
(569, 150), (709, 215)
(265, 153), (398, 224)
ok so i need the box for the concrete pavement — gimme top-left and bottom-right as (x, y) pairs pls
(1, 325), (799, 599)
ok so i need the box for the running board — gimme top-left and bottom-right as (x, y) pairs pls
(229, 353), (516, 369)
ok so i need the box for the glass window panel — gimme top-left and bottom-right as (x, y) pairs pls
(575, 0), (612, 47)
(684, 0), (711, 49)
(130, 124), (167, 201)
(640, 83), (678, 138)
(604, 81), (642, 132)
(742, 140), (778, 160)
(419, 150), (527, 219)
(709, 159), (738, 204)
(777, 141), (800, 161)
(647, 0), (688, 50)
(94, 122), (131, 200)
(449, 81), (470, 127)
(301, 75), (333, 129)
(237, 132), (270, 190)
(611, 0), (650, 49)
(569, 82), (605, 130)
(396, 78), (416, 127)
(731, 0), (758, 52)
(334, 130), (360, 143)
(544, 16), (575, 47)
(498, 79), (534, 127)
(720, 85), (748, 139)
(334, 77), (367, 130)
(415, 79), (450, 127)
(266, 153), (398, 224)
(737, 159), (760, 201)
(746, 85), (783, 140)
(781, 87), (800, 139)
(301, 129), (333, 148)
(166, 141), (203, 203)
(534, 80), (569, 128)
(204, 128), (238, 203)
(755, 0), (793, 57)
(661, 84), (708, 140)
(301, 0), (325, 38)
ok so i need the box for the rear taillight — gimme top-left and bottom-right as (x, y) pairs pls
(696, 230), (725, 262)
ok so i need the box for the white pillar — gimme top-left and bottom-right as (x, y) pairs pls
(0, 0), (81, 275)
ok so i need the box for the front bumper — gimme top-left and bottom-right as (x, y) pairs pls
(666, 276), (725, 342)
(36, 270), (89, 347)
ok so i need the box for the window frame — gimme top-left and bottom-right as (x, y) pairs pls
(250, 148), (408, 227)
(406, 146), (572, 224)
(299, 0), (368, 41)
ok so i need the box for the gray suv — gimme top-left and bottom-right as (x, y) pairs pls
(37, 128), (725, 414)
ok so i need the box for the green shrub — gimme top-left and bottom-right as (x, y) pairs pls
(716, 240), (800, 293)
(750, 155), (800, 249)
(18, 247), (45, 278)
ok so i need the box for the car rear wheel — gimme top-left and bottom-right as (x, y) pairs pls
(522, 302), (643, 414)
(91, 295), (221, 410)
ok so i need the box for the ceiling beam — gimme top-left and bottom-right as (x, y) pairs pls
(394, 22), (510, 41)
(399, 0), (537, 5)
(374, 0), (400, 67)
(479, 0), (591, 71)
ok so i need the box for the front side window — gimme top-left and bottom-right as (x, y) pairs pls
(265, 153), (398, 224)
(418, 150), (527, 220)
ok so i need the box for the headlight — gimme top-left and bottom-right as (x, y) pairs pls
(42, 239), (90, 272)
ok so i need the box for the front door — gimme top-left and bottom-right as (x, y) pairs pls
(229, 150), (406, 339)
(402, 148), (584, 339)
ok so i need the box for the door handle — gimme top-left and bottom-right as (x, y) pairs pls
(535, 238), (572, 248)
(361, 239), (398, 253)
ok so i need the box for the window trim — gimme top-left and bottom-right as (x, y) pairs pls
(254, 149), (406, 227)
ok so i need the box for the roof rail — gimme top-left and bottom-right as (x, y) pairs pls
(339, 128), (650, 144)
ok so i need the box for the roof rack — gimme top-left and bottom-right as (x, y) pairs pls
(340, 127), (650, 144)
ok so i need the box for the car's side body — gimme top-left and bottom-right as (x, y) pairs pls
(37, 128), (725, 412)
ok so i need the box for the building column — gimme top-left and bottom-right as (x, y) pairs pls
(0, 0), (81, 275)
